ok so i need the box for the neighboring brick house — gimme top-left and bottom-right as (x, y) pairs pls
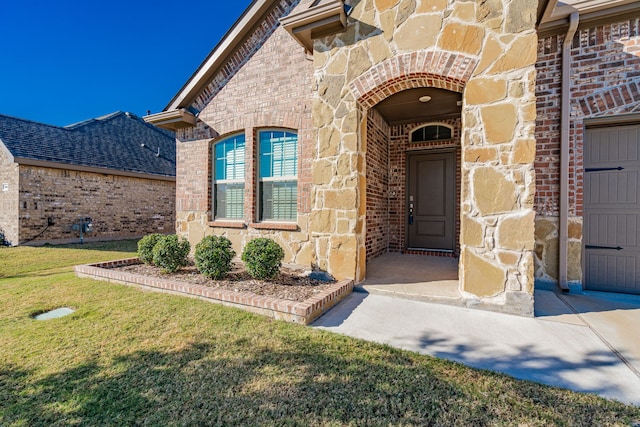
(145, 0), (640, 316)
(0, 111), (176, 245)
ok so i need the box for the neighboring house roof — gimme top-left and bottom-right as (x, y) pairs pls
(0, 111), (176, 178)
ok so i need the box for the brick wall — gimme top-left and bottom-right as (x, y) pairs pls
(17, 165), (175, 244)
(536, 18), (640, 218)
(535, 18), (640, 282)
(175, 0), (315, 265)
(0, 146), (19, 245)
(365, 108), (390, 259)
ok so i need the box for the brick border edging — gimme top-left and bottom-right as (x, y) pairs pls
(74, 258), (353, 325)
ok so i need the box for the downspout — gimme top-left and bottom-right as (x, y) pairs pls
(559, 11), (579, 292)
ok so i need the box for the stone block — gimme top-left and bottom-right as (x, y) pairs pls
(568, 241), (583, 282)
(504, 0), (536, 33)
(464, 147), (498, 163)
(513, 138), (536, 164)
(462, 214), (484, 247)
(395, 15), (442, 51)
(480, 103), (517, 144)
(311, 208), (336, 234)
(417, 0), (447, 13)
(489, 33), (537, 74)
(472, 167), (518, 216)
(568, 219), (582, 240)
(465, 78), (507, 105)
(496, 211), (535, 251)
(324, 188), (358, 210)
(534, 217), (557, 241)
(312, 159), (335, 185)
(463, 250), (506, 297)
(438, 22), (484, 55)
(328, 235), (357, 279)
(375, 0), (400, 11)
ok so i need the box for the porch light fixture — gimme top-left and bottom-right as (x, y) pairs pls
(419, 96), (432, 103)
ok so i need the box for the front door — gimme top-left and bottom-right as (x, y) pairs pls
(407, 150), (455, 251)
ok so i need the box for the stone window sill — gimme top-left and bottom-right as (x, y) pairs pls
(250, 222), (298, 231)
(207, 221), (246, 229)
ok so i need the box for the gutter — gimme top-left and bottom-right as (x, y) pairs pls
(558, 11), (579, 292)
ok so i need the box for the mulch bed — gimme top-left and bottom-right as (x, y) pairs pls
(116, 262), (336, 302)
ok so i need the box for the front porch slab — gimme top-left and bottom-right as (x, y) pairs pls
(75, 258), (353, 325)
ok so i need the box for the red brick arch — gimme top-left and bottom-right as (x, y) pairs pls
(349, 51), (478, 108)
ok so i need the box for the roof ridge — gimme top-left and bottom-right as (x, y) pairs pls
(64, 111), (125, 129)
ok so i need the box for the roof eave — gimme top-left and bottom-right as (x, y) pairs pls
(14, 157), (176, 181)
(280, 0), (347, 52)
(538, 0), (640, 36)
(143, 109), (196, 131)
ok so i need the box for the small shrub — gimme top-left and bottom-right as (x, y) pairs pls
(241, 238), (284, 280)
(195, 235), (236, 279)
(152, 234), (190, 273)
(137, 233), (164, 265)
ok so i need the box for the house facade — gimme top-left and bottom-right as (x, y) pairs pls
(0, 112), (176, 245)
(146, 0), (640, 316)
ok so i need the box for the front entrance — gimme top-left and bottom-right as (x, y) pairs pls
(584, 123), (640, 294)
(406, 150), (456, 251)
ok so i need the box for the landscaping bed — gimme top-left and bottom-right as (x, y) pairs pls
(75, 258), (353, 324)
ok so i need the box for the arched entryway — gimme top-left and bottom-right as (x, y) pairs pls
(350, 52), (475, 301)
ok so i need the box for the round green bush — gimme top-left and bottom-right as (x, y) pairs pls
(194, 235), (236, 279)
(137, 233), (164, 265)
(152, 234), (190, 273)
(241, 238), (284, 280)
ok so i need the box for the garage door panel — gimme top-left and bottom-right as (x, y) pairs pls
(585, 124), (640, 295)
(586, 252), (640, 293)
(584, 170), (638, 205)
(587, 213), (640, 248)
(586, 126), (639, 164)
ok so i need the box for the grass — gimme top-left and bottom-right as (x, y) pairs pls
(1, 241), (639, 426)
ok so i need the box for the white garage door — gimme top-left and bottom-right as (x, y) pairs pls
(584, 123), (640, 294)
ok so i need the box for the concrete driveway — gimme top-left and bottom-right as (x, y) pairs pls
(312, 288), (640, 406)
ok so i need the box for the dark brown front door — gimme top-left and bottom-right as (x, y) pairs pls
(407, 151), (455, 250)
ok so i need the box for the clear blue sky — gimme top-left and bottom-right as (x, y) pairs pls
(0, 0), (253, 126)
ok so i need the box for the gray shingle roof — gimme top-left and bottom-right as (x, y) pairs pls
(0, 112), (176, 177)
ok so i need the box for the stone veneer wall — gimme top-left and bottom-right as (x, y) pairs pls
(0, 146), (19, 245)
(175, 0), (315, 265)
(312, 0), (538, 315)
(535, 18), (640, 283)
(16, 165), (175, 245)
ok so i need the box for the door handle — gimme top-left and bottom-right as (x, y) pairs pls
(408, 202), (413, 225)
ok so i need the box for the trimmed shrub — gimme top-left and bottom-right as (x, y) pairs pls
(241, 238), (284, 280)
(195, 235), (236, 279)
(152, 234), (190, 273)
(137, 233), (164, 265)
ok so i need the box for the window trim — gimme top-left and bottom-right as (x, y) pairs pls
(256, 128), (299, 223)
(212, 133), (246, 221)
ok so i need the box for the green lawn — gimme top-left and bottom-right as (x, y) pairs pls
(1, 241), (639, 426)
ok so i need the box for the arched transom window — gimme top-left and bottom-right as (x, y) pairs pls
(410, 123), (453, 143)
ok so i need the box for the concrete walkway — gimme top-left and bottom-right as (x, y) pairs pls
(312, 287), (640, 406)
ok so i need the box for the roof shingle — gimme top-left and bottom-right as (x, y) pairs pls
(0, 112), (176, 177)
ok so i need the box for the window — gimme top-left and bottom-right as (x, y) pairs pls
(213, 134), (245, 220)
(411, 124), (452, 143)
(258, 130), (297, 221)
